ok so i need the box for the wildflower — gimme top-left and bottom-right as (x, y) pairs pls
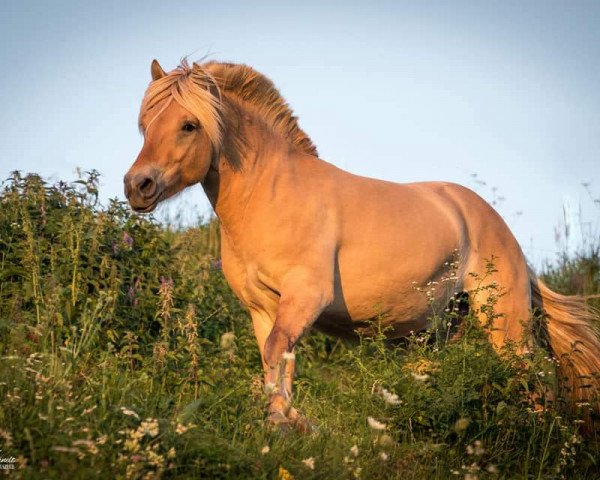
(367, 417), (387, 431)
(264, 382), (277, 394)
(220, 332), (236, 350)
(175, 423), (189, 435)
(350, 444), (359, 457)
(140, 418), (160, 437)
(167, 447), (176, 459)
(51, 446), (79, 454)
(261, 445), (270, 455)
(120, 407), (140, 420)
(379, 387), (401, 405)
(380, 452), (388, 462)
(0, 429), (13, 447)
(278, 466), (294, 480)
(378, 434), (394, 447)
(302, 457), (315, 470)
(466, 440), (484, 456)
(486, 465), (498, 473)
(122, 231), (134, 247)
(454, 418), (470, 432)
(73, 439), (99, 456)
(411, 372), (430, 382)
(82, 405), (97, 415)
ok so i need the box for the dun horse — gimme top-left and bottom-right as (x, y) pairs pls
(124, 59), (600, 431)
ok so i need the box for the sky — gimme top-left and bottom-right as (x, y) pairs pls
(1, 0), (599, 268)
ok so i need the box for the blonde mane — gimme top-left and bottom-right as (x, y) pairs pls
(139, 60), (318, 167)
(203, 62), (318, 157)
(140, 60), (223, 150)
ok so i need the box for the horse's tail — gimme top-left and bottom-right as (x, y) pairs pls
(529, 271), (600, 432)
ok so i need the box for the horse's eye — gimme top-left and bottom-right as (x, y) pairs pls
(182, 122), (198, 132)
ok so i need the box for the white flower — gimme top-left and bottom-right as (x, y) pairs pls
(120, 407), (140, 420)
(378, 434), (394, 447)
(140, 418), (159, 437)
(379, 387), (401, 405)
(175, 423), (189, 435)
(302, 457), (315, 470)
(350, 444), (359, 457)
(220, 332), (235, 350)
(380, 452), (388, 462)
(411, 372), (430, 382)
(264, 382), (276, 394)
(261, 445), (270, 455)
(367, 416), (387, 431)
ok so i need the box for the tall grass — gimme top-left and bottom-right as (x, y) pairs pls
(0, 172), (598, 479)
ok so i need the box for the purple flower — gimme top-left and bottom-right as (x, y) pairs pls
(213, 259), (222, 270)
(122, 231), (134, 248)
(127, 276), (141, 307)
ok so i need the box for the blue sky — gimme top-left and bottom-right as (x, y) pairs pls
(1, 1), (599, 268)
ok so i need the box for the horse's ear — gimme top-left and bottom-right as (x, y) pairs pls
(151, 59), (166, 81)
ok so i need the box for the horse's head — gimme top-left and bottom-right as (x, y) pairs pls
(124, 60), (222, 212)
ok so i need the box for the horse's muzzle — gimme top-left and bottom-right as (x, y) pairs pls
(123, 168), (162, 213)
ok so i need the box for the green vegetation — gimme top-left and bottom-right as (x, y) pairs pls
(0, 172), (598, 479)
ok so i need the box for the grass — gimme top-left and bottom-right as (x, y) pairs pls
(0, 171), (598, 479)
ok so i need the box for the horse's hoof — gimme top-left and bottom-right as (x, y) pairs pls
(267, 408), (317, 434)
(267, 411), (292, 433)
(287, 407), (317, 434)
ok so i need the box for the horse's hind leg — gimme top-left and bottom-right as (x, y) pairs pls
(462, 251), (532, 353)
(462, 251), (554, 408)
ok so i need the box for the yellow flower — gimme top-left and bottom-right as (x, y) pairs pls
(278, 466), (295, 480)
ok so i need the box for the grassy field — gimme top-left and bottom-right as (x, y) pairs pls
(0, 172), (599, 479)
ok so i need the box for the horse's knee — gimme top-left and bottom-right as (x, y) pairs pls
(263, 326), (294, 368)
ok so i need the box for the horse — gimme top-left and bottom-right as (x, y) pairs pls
(124, 59), (600, 432)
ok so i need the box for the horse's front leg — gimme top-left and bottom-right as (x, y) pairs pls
(248, 305), (310, 430)
(262, 268), (333, 430)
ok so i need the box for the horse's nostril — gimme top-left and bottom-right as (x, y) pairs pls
(137, 176), (156, 197)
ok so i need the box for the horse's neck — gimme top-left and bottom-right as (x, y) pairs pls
(201, 116), (288, 244)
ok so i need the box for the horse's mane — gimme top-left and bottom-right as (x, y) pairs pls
(203, 61), (318, 158)
(139, 60), (318, 168)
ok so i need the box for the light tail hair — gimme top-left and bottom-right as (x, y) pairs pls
(530, 271), (600, 433)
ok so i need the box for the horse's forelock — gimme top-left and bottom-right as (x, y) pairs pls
(140, 62), (223, 149)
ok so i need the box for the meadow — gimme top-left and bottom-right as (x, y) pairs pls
(0, 171), (598, 479)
